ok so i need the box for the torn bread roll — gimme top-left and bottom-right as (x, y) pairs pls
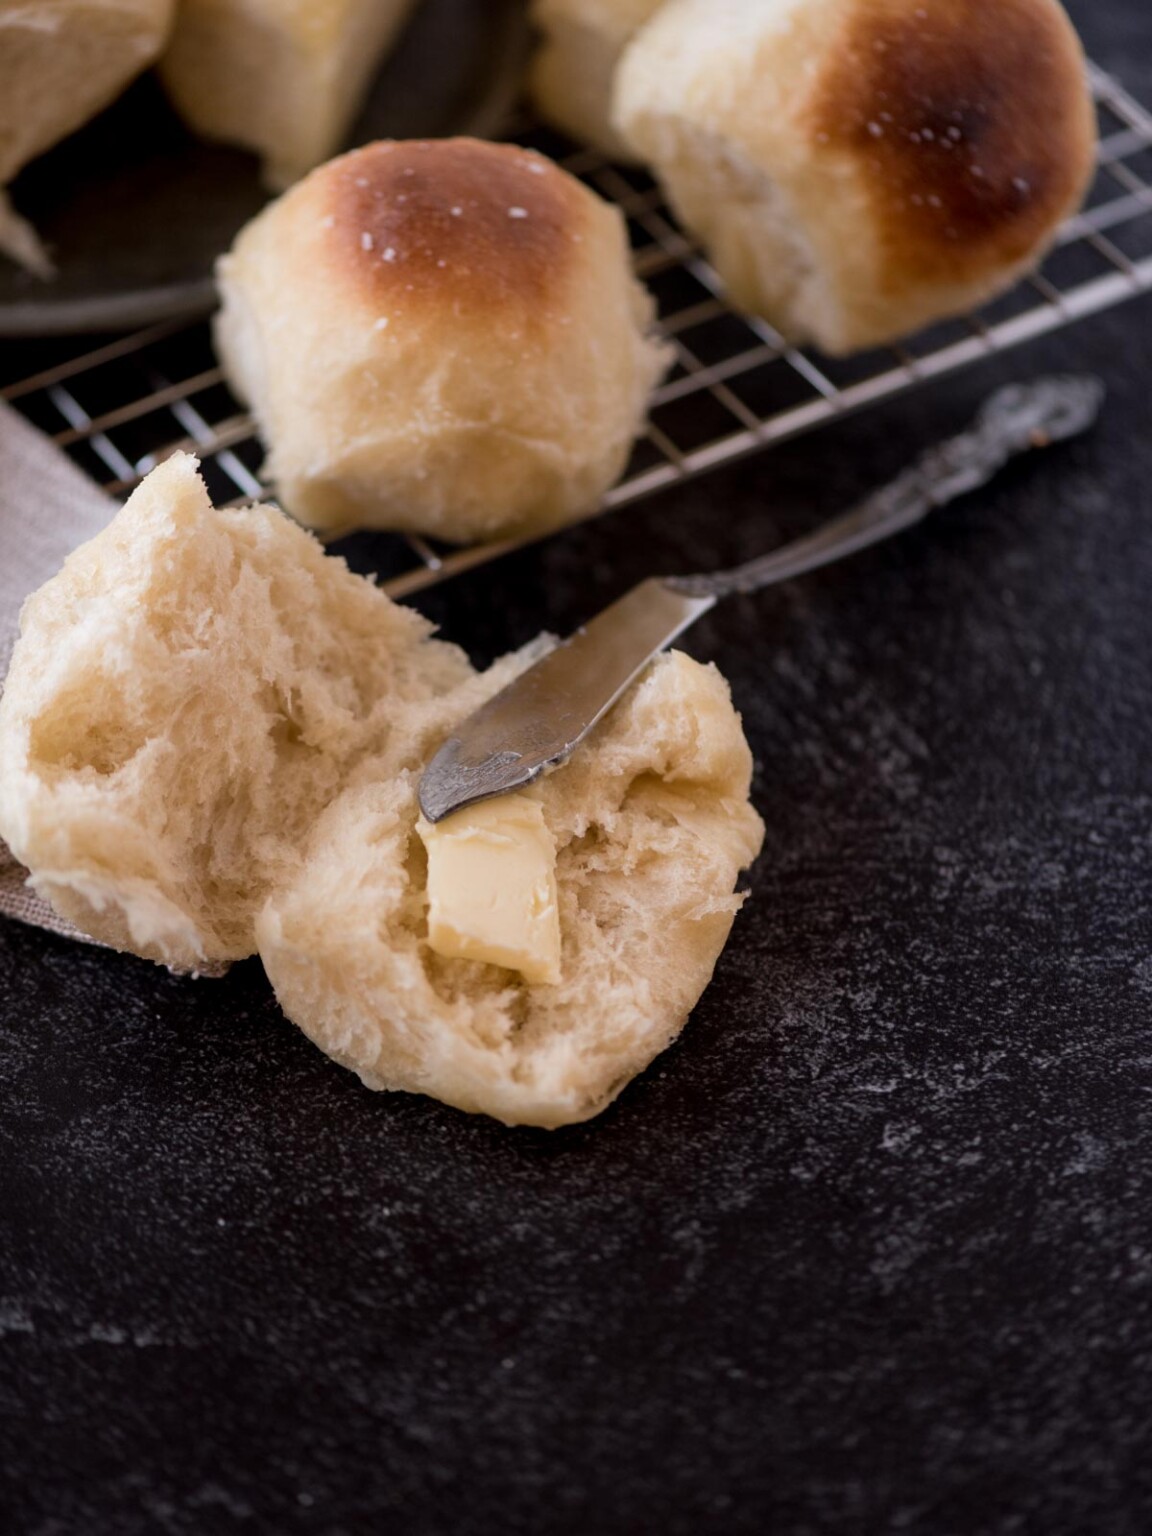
(0, 0), (175, 275)
(215, 137), (669, 543)
(158, 0), (420, 190)
(260, 649), (763, 1128)
(0, 452), (495, 970)
(528, 0), (664, 160)
(0, 455), (763, 1126)
(614, 0), (1097, 354)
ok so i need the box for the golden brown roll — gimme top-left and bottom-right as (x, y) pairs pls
(215, 137), (668, 542)
(159, 0), (420, 190)
(614, 0), (1097, 354)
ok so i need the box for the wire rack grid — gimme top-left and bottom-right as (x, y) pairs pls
(4, 61), (1152, 599)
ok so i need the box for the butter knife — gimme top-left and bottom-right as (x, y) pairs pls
(419, 375), (1103, 823)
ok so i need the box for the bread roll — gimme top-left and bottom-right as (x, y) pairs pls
(0, 451), (488, 970)
(261, 649), (764, 1127)
(159, 0), (419, 189)
(215, 137), (668, 543)
(0, 0), (175, 274)
(0, 455), (763, 1125)
(528, 0), (665, 160)
(614, 0), (1097, 355)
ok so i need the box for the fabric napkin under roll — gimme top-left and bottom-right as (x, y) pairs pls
(0, 399), (119, 943)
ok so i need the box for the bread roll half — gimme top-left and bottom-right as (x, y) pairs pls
(0, 451), (487, 969)
(260, 650), (764, 1128)
(0, 0), (175, 274)
(159, 0), (420, 189)
(615, 0), (1097, 354)
(528, 0), (665, 160)
(0, 455), (763, 1125)
(216, 138), (668, 543)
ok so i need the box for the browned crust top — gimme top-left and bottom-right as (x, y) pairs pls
(314, 138), (591, 317)
(809, 0), (1096, 290)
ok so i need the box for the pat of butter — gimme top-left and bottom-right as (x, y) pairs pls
(418, 795), (562, 986)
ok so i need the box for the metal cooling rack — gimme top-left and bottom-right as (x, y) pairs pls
(4, 61), (1152, 599)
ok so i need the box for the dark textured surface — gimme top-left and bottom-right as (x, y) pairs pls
(3, 4), (1152, 1532)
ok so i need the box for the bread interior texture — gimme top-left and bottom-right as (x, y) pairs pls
(0, 453), (487, 966)
(261, 646), (764, 1126)
(0, 455), (763, 1124)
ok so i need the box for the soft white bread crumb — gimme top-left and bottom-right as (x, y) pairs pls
(0, 457), (763, 1125)
(259, 650), (764, 1128)
(215, 137), (669, 543)
(158, 0), (419, 190)
(0, 0), (175, 273)
(0, 452), (488, 969)
(528, 0), (665, 161)
(614, 0), (1096, 354)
